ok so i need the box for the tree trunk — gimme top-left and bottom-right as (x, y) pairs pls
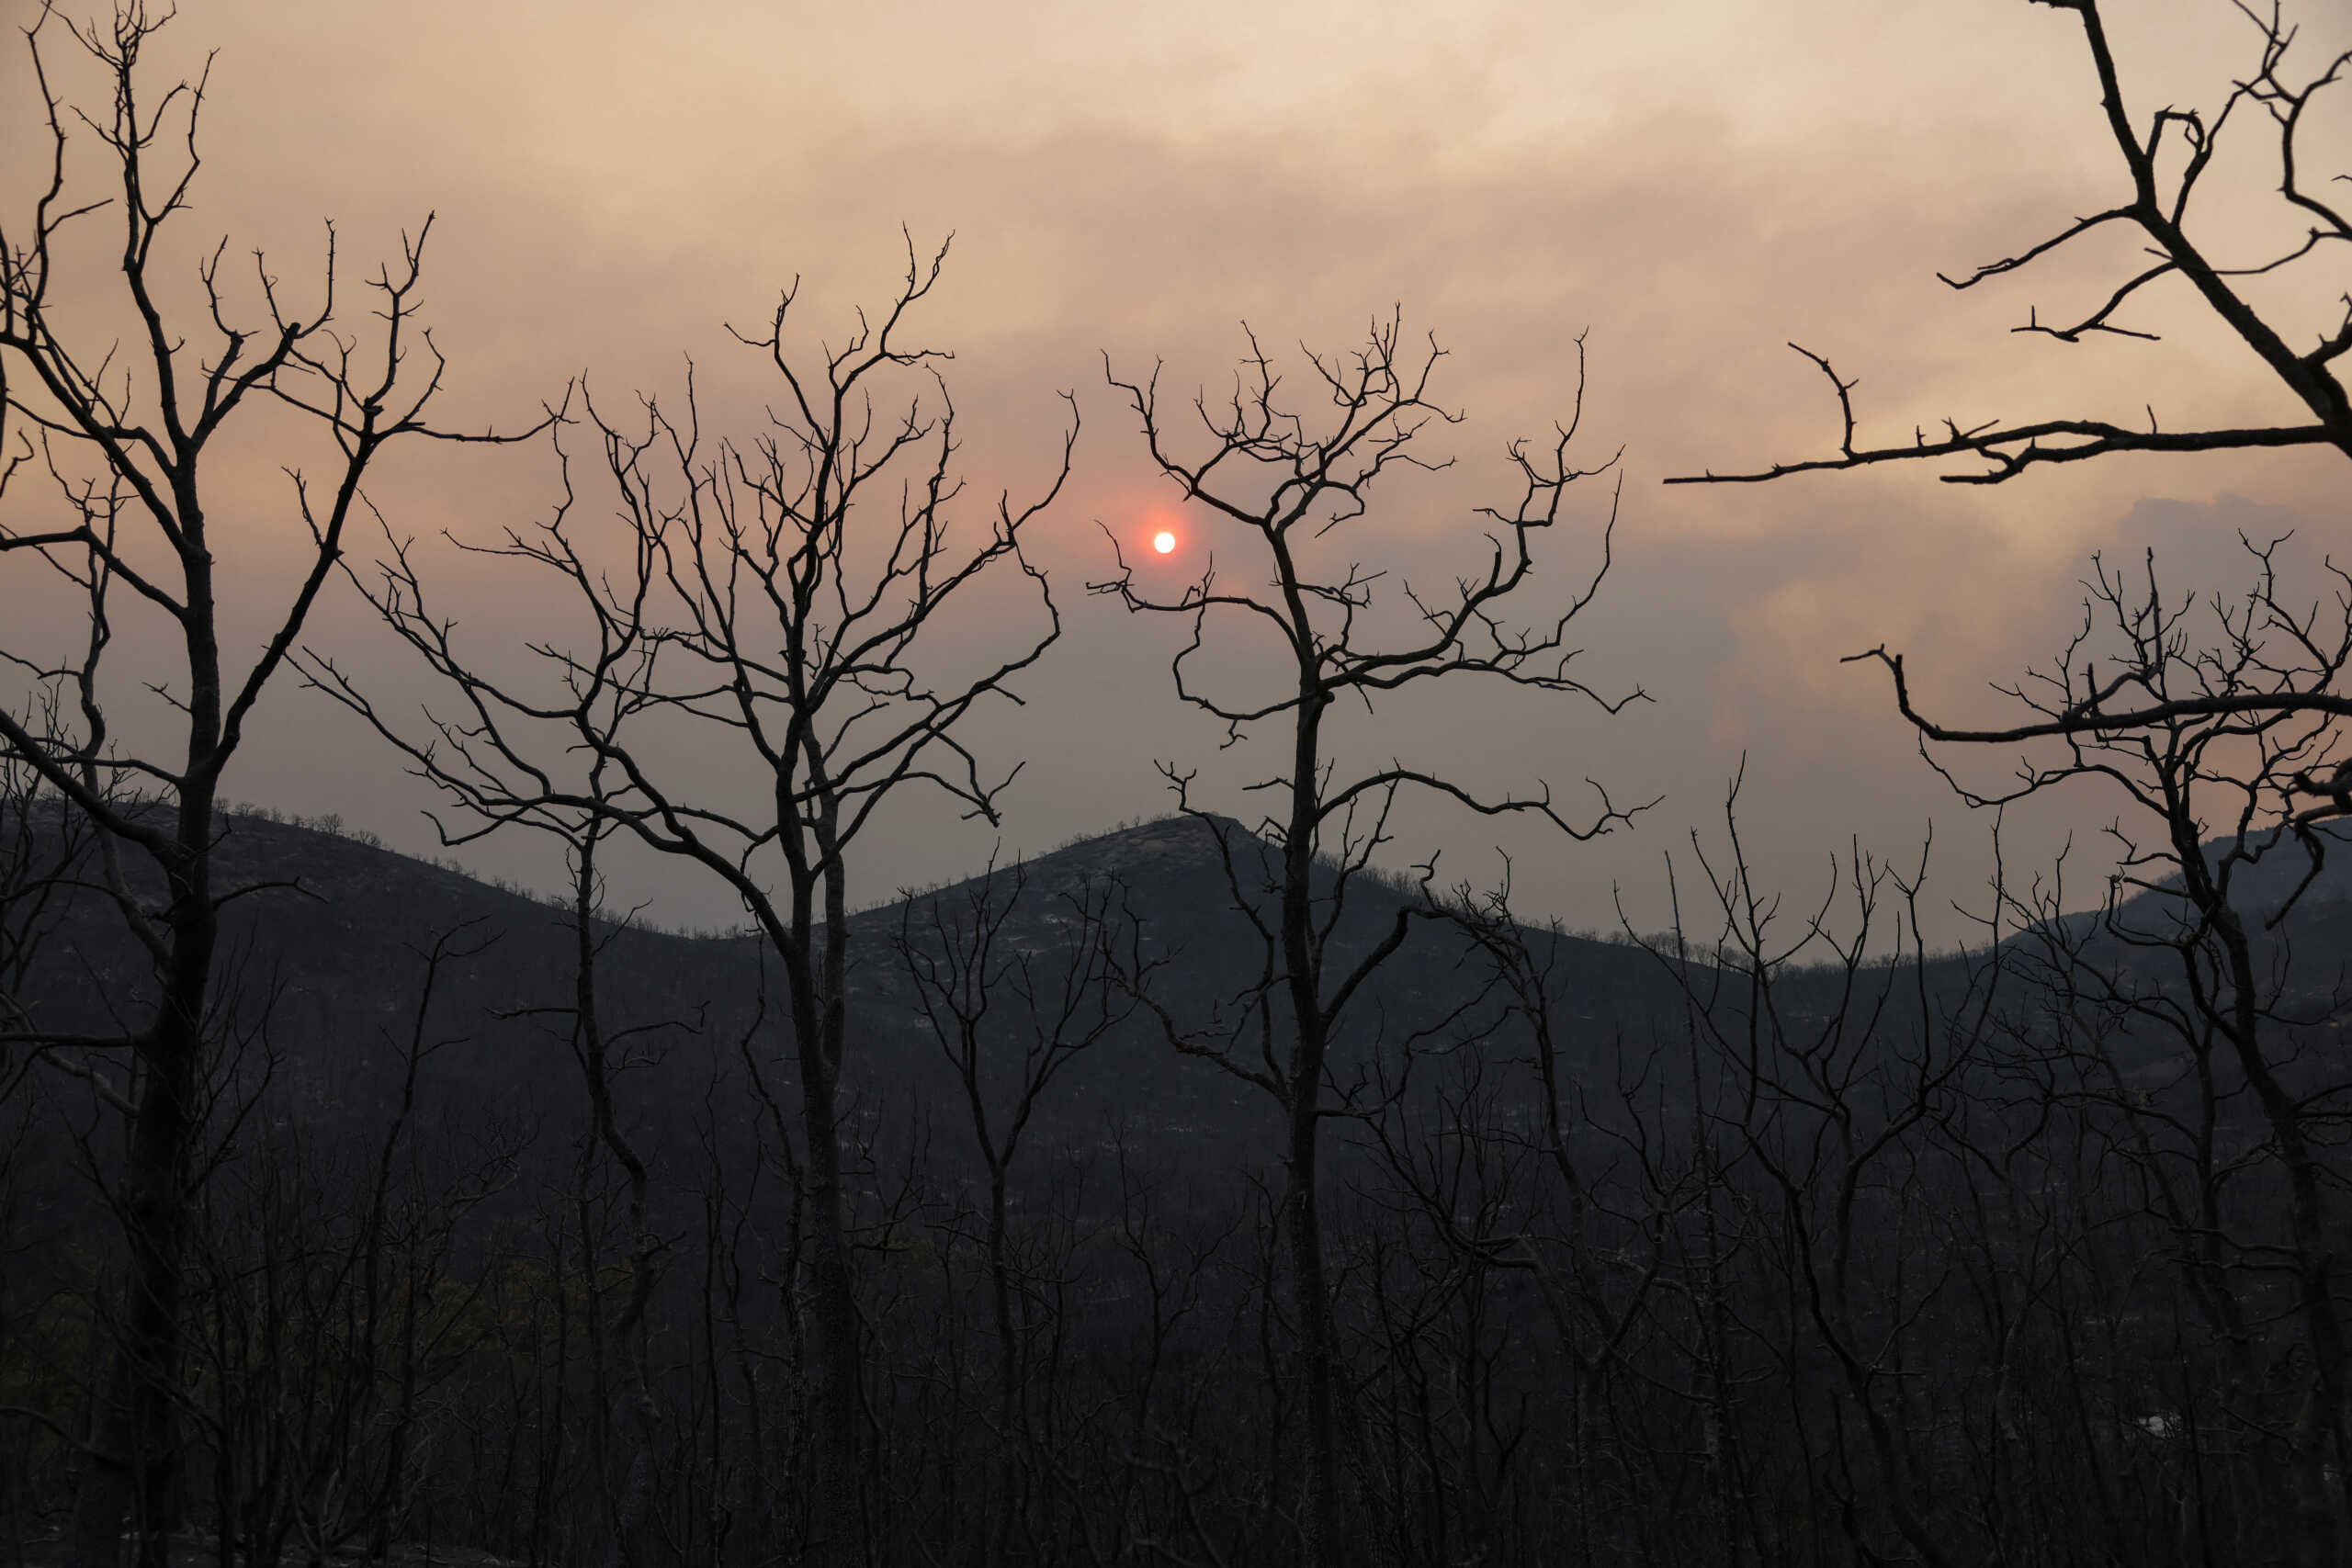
(986, 1166), (1019, 1567)
(72, 848), (212, 1568)
(796, 837), (863, 1568)
(1283, 1122), (1341, 1566)
(799, 1053), (861, 1567)
(1281, 697), (1344, 1568)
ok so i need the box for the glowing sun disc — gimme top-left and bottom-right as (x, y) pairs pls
(1152, 530), (1176, 555)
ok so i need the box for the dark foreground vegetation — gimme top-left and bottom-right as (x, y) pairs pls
(4, 799), (2350, 1568)
(4, 0), (2348, 1563)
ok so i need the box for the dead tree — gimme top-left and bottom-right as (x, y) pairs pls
(1670, 0), (2349, 487)
(1368, 865), (1716, 1556)
(182, 921), (513, 1568)
(1091, 317), (1643, 1566)
(893, 857), (1137, 1564)
(0, 697), (96, 1540)
(1665, 0), (2352, 833)
(493, 804), (684, 1568)
(0, 9), (534, 1565)
(1661, 2), (2351, 1540)
(1850, 542), (2352, 1566)
(306, 237), (1076, 1567)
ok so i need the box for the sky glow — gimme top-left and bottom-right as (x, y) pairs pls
(0, 0), (2341, 939)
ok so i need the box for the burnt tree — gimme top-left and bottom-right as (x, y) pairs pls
(1671, 0), (2348, 487)
(1091, 318), (1643, 1566)
(308, 237), (1075, 1568)
(0, 8), (533, 1563)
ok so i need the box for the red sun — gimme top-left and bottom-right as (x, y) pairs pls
(1151, 530), (1176, 555)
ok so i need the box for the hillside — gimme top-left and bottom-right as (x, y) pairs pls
(11, 807), (2352, 1568)
(9, 809), (1688, 1210)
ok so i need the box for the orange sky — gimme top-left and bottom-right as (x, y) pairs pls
(2, 0), (2345, 939)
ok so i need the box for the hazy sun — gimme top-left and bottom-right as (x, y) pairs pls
(1151, 530), (1176, 555)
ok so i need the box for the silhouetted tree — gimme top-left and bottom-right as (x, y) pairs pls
(0, 8), (536, 1563)
(497, 809), (685, 1568)
(893, 857), (1136, 1563)
(0, 709), (96, 1546)
(308, 237), (1076, 1567)
(1859, 543), (2352, 1565)
(180, 921), (515, 1568)
(1664, 11), (2352, 1542)
(1091, 317), (1643, 1566)
(1670, 0), (2348, 487)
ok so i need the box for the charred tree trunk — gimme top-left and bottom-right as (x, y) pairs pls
(1099, 318), (1632, 1567)
(564, 829), (662, 1568)
(70, 691), (220, 1568)
(795, 811), (864, 1568)
(1280, 702), (1344, 1568)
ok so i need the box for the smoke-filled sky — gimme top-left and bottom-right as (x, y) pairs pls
(2, 0), (2346, 941)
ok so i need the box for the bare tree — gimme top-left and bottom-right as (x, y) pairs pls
(306, 236), (1076, 1567)
(1662, 0), (2352, 833)
(1091, 316), (1642, 1566)
(1856, 542), (2352, 1565)
(1670, 0), (2349, 488)
(0, 8), (535, 1564)
(0, 704), (96, 1551)
(182, 921), (514, 1568)
(894, 857), (1136, 1563)
(1370, 865), (1715, 1551)
(1659, 17), (2352, 1540)
(498, 809), (684, 1568)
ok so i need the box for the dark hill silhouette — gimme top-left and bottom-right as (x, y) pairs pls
(12, 808), (1688, 1216)
(2024, 822), (2352, 1001)
(27, 800), (2344, 1252)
